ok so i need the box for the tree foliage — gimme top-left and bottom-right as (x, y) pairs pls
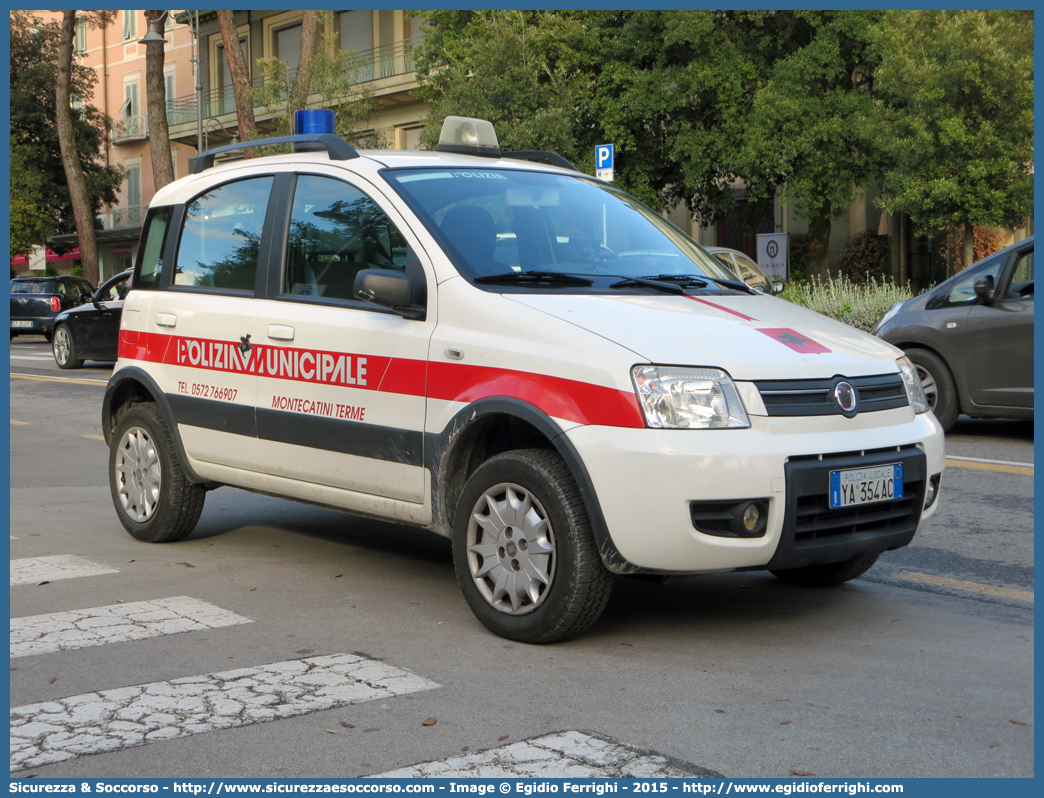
(10, 11), (122, 258)
(252, 11), (386, 152)
(872, 10), (1033, 267)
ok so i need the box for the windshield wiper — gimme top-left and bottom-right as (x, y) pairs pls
(473, 271), (593, 286)
(700, 275), (756, 294)
(639, 274), (710, 288)
(609, 276), (685, 295)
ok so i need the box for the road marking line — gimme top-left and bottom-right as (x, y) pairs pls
(10, 653), (440, 772)
(11, 373), (108, 386)
(945, 458), (1032, 476)
(10, 556), (120, 587)
(82, 434), (105, 441)
(9, 355), (58, 361)
(946, 454), (1034, 468)
(374, 730), (710, 778)
(899, 572), (1033, 603)
(10, 420), (29, 425)
(11, 597), (253, 659)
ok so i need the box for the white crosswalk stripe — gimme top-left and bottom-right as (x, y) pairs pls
(373, 730), (707, 778)
(11, 597), (253, 658)
(11, 555), (119, 586)
(10, 653), (440, 772)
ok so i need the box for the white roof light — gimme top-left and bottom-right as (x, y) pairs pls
(437, 116), (501, 156)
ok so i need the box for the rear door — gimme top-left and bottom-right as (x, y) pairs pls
(144, 174), (278, 474)
(252, 170), (434, 503)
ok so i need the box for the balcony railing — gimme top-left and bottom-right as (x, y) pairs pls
(113, 115), (148, 142)
(166, 36), (424, 129)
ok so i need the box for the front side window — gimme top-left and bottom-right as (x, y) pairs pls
(928, 256), (1006, 309)
(283, 175), (407, 301)
(1006, 249), (1034, 299)
(385, 168), (737, 287)
(174, 177), (273, 292)
(135, 206), (172, 290)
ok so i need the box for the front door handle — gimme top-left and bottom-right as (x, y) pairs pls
(267, 324), (295, 341)
(155, 313), (177, 328)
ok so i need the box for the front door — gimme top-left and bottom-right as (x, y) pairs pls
(252, 171), (434, 502)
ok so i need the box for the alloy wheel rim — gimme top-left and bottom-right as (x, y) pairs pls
(915, 365), (938, 411)
(466, 482), (555, 616)
(54, 328), (70, 364)
(115, 426), (161, 522)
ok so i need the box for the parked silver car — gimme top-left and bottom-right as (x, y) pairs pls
(872, 237), (1033, 431)
(703, 246), (782, 294)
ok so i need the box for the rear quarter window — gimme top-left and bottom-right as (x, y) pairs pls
(135, 206), (174, 290)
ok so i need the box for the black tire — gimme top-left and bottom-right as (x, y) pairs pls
(771, 553), (880, 587)
(52, 324), (84, 369)
(108, 403), (205, 543)
(452, 448), (613, 643)
(905, 348), (958, 431)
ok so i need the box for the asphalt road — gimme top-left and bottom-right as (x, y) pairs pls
(8, 336), (1034, 779)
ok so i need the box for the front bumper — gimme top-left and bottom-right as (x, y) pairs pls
(566, 407), (945, 574)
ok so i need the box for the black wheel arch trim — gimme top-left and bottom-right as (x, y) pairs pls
(424, 396), (643, 575)
(102, 366), (214, 486)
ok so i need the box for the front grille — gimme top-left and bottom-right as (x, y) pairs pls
(756, 374), (907, 416)
(793, 480), (923, 543)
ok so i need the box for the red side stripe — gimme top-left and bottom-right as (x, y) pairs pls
(119, 330), (645, 429)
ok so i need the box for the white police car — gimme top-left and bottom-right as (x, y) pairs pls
(103, 113), (944, 643)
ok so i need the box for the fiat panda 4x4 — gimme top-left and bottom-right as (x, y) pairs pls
(103, 115), (944, 643)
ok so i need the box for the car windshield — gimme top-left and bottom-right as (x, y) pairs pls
(384, 168), (738, 286)
(11, 280), (55, 294)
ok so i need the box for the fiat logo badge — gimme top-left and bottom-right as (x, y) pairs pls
(834, 381), (858, 414)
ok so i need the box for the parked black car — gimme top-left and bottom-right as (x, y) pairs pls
(873, 236), (1033, 431)
(11, 275), (96, 341)
(51, 270), (132, 369)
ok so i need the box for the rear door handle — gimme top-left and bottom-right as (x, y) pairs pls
(155, 313), (177, 328)
(267, 324), (295, 341)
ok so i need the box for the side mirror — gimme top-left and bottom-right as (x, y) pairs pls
(353, 269), (425, 321)
(973, 275), (995, 305)
(772, 280), (785, 295)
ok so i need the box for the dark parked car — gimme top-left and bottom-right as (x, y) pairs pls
(11, 275), (96, 341)
(51, 270), (132, 369)
(873, 236), (1033, 431)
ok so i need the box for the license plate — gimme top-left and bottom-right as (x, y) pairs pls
(11, 321), (32, 328)
(829, 463), (903, 509)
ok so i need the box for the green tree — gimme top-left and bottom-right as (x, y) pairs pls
(872, 10), (1033, 270)
(10, 11), (121, 260)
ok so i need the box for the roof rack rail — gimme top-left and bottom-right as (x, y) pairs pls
(194, 134), (360, 174)
(501, 150), (580, 172)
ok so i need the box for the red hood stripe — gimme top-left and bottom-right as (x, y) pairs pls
(684, 295), (758, 321)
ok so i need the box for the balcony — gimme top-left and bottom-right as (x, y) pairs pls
(113, 115), (148, 143)
(166, 37), (423, 134)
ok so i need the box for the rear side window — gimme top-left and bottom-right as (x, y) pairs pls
(135, 206), (173, 290)
(282, 174), (407, 301)
(174, 177), (273, 292)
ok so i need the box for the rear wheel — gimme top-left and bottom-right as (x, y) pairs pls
(109, 403), (205, 543)
(452, 449), (613, 643)
(905, 348), (958, 431)
(771, 553), (880, 587)
(52, 325), (83, 369)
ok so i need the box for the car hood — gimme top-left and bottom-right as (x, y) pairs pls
(506, 292), (904, 380)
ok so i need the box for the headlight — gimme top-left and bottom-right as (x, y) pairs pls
(632, 366), (750, 429)
(896, 356), (928, 414)
(872, 302), (905, 336)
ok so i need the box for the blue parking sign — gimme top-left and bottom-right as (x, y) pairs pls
(595, 144), (614, 181)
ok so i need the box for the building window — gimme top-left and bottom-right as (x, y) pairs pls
(338, 10), (373, 54)
(125, 164), (141, 210)
(123, 11), (137, 41)
(74, 16), (87, 52)
(274, 24), (302, 75)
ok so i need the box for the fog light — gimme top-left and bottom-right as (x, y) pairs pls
(923, 473), (941, 509)
(742, 503), (761, 532)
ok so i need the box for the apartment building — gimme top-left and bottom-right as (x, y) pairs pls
(36, 9), (425, 282)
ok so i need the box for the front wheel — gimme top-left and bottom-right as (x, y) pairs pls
(771, 553), (880, 587)
(452, 449), (613, 643)
(109, 403), (205, 543)
(905, 348), (958, 431)
(52, 325), (83, 369)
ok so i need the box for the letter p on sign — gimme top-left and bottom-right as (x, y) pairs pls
(596, 144), (614, 181)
